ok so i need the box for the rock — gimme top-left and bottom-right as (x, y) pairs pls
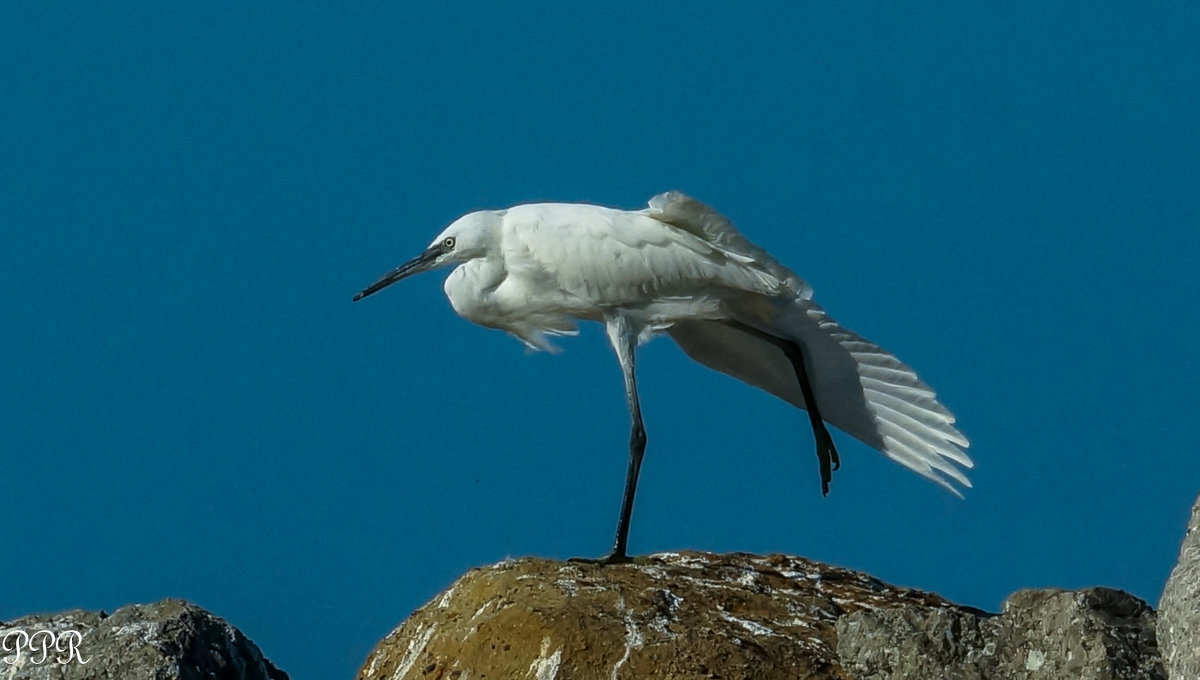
(1160, 492), (1200, 680)
(357, 550), (953, 679)
(838, 587), (1162, 679)
(358, 551), (1158, 680)
(0, 599), (288, 680)
(358, 552), (1163, 680)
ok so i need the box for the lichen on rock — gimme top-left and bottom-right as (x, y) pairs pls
(357, 551), (1163, 680)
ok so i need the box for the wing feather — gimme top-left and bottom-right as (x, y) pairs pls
(668, 298), (972, 493)
(496, 196), (973, 494)
(644, 191), (812, 299)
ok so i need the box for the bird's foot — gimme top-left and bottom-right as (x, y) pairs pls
(568, 551), (634, 565)
(818, 433), (841, 497)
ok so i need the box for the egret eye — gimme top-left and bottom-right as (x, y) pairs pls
(443, 237), (456, 249)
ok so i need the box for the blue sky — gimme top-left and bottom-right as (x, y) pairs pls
(4, 3), (1198, 678)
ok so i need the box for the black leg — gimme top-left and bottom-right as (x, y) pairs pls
(572, 316), (645, 564)
(607, 388), (646, 563)
(725, 320), (841, 496)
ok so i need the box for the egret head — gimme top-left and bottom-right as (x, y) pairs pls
(353, 210), (501, 302)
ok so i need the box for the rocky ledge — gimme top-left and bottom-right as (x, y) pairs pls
(3, 493), (1198, 679)
(0, 599), (287, 680)
(354, 492), (1200, 680)
(357, 551), (1164, 680)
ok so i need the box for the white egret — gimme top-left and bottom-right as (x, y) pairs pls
(354, 191), (971, 563)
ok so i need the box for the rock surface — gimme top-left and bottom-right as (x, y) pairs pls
(357, 551), (1164, 680)
(0, 599), (288, 680)
(6, 522), (1193, 680)
(838, 587), (1161, 679)
(1159, 492), (1200, 680)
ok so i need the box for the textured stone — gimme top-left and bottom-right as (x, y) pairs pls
(0, 599), (288, 680)
(1159, 492), (1200, 680)
(359, 551), (1165, 680)
(838, 587), (1162, 680)
(355, 551), (952, 680)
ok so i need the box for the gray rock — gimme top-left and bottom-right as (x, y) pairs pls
(1159, 492), (1200, 680)
(0, 599), (288, 680)
(837, 587), (1163, 680)
(836, 606), (993, 679)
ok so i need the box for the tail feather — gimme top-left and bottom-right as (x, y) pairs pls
(667, 297), (972, 493)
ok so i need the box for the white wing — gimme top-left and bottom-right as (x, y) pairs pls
(498, 195), (972, 493)
(668, 299), (972, 494)
(642, 192), (971, 493)
(644, 191), (813, 299)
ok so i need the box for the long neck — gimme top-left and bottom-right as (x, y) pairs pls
(443, 256), (506, 324)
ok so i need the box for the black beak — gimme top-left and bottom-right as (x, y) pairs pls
(352, 244), (446, 302)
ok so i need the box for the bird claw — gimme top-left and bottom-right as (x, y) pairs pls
(818, 434), (840, 497)
(568, 551), (634, 565)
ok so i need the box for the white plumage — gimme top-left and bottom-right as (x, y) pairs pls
(354, 191), (971, 561)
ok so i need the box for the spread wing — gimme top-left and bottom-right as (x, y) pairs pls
(494, 195), (972, 494)
(669, 299), (972, 494)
